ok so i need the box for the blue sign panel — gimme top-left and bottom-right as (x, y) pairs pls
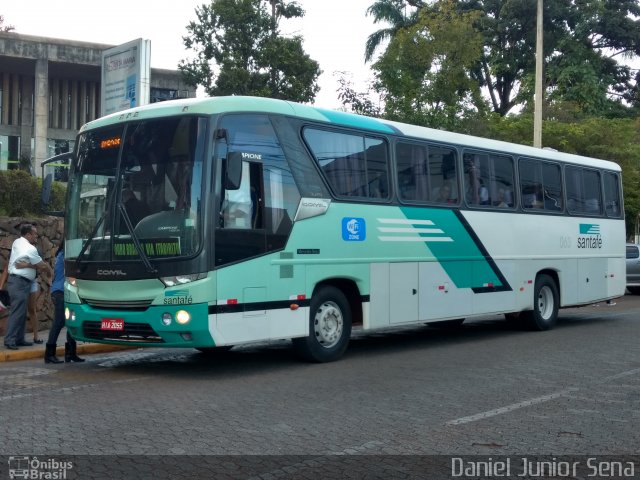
(342, 217), (366, 241)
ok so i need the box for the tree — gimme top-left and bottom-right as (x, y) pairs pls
(364, 0), (424, 63)
(335, 72), (382, 117)
(0, 15), (14, 32)
(179, 0), (320, 102)
(372, 0), (487, 129)
(542, 0), (640, 115)
(366, 0), (640, 120)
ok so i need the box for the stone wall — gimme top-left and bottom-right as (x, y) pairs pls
(0, 216), (64, 336)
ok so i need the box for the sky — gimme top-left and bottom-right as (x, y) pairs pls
(2, 0), (381, 109)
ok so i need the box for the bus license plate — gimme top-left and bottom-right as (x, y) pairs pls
(101, 318), (124, 331)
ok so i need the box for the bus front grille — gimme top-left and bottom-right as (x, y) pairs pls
(83, 298), (153, 310)
(83, 321), (164, 343)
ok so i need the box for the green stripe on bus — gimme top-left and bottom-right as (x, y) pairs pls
(399, 207), (503, 289)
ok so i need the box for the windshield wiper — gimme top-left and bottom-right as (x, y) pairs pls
(76, 208), (107, 266)
(117, 203), (157, 274)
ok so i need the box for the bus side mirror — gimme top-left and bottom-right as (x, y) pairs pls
(225, 151), (243, 190)
(41, 173), (53, 206)
(40, 173), (64, 217)
(40, 151), (71, 217)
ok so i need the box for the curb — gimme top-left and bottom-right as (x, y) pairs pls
(0, 344), (133, 362)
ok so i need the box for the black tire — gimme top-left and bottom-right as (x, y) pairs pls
(504, 312), (521, 326)
(521, 274), (559, 331)
(627, 286), (640, 295)
(293, 286), (352, 363)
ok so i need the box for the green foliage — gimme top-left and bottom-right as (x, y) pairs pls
(371, 0), (487, 129)
(0, 170), (66, 217)
(336, 73), (382, 117)
(364, 0), (423, 63)
(179, 0), (321, 102)
(365, 0), (640, 119)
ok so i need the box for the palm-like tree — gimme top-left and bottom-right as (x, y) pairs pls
(364, 0), (425, 63)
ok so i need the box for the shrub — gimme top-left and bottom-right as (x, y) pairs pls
(0, 170), (66, 217)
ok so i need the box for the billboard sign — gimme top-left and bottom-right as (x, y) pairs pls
(101, 38), (151, 117)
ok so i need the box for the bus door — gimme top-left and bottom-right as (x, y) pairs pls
(215, 159), (269, 342)
(214, 114), (303, 342)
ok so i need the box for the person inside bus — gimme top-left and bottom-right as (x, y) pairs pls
(478, 179), (490, 205)
(464, 160), (480, 205)
(494, 188), (509, 207)
(434, 181), (455, 204)
(544, 189), (562, 210)
(121, 188), (150, 229)
(523, 184), (544, 209)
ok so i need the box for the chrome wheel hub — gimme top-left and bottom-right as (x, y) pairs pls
(313, 301), (343, 349)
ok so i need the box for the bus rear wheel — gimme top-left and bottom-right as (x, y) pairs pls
(522, 274), (559, 331)
(293, 286), (352, 363)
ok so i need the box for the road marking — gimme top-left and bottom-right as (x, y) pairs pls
(446, 388), (578, 425)
(601, 368), (640, 382)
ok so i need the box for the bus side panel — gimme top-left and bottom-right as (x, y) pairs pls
(608, 257), (626, 297)
(578, 257), (608, 303)
(211, 253), (308, 345)
(369, 263), (390, 328)
(471, 261), (517, 315)
(208, 307), (308, 346)
(558, 258), (578, 306)
(418, 261), (474, 321)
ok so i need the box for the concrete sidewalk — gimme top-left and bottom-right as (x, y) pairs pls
(0, 326), (131, 362)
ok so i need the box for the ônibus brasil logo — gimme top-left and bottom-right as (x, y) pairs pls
(8, 456), (73, 479)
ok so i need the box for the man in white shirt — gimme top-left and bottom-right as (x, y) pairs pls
(4, 224), (52, 350)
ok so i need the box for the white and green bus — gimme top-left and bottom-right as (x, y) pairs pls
(52, 96), (625, 362)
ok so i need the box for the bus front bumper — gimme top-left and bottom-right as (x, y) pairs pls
(64, 302), (217, 348)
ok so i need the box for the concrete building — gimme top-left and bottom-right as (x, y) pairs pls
(0, 31), (196, 176)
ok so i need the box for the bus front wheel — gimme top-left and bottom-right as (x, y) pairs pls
(293, 286), (352, 363)
(522, 274), (559, 331)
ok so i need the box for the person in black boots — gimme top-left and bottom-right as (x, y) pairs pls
(45, 241), (84, 364)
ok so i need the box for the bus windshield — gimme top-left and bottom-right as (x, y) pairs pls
(65, 116), (207, 262)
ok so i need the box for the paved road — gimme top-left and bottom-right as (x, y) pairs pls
(1, 295), (639, 478)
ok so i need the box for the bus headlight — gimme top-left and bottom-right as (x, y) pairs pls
(160, 273), (206, 287)
(175, 310), (191, 325)
(65, 308), (75, 321)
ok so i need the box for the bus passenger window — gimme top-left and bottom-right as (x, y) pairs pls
(603, 171), (622, 217)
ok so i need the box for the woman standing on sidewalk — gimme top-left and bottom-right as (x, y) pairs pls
(45, 241), (84, 364)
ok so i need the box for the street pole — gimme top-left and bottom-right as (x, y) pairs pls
(533, 0), (543, 148)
